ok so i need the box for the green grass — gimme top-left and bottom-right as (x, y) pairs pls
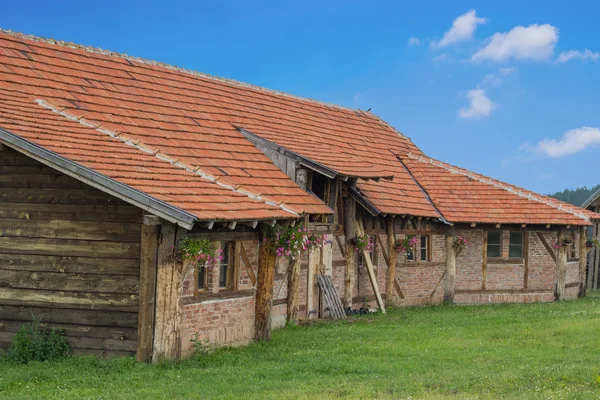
(2, 293), (600, 400)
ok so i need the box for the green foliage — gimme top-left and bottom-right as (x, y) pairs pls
(178, 238), (222, 268)
(548, 184), (600, 206)
(1, 293), (600, 398)
(271, 222), (325, 259)
(7, 318), (70, 363)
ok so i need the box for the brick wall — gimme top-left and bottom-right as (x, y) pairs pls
(178, 227), (579, 354)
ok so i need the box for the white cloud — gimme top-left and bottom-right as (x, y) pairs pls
(556, 49), (600, 63)
(433, 53), (449, 63)
(471, 24), (558, 62)
(457, 87), (496, 119)
(408, 37), (421, 46)
(535, 127), (600, 157)
(432, 9), (487, 48)
(482, 67), (516, 86)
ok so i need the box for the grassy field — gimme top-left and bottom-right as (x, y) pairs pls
(1, 293), (600, 400)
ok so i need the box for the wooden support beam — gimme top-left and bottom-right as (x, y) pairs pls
(579, 226), (589, 298)
(240, 242), (257, 286)
(136, 216), (159, 362)
(255, 225), (276, 341)
(555, 228), (568, 301)
(523, 231), (529, 289)
(286, 256), (302, 324)
(306, 246), (320, 319)
(444, 226), (457, 304)
(394, 278), (405, 299)
(384, 216), (397, 306)
(536, 231), (557, 262)
(357, 219), (386, 313)
(342, 192), (356, 308)
(482, 231), (488, 290)
(152, 222), (183, 362)
(335, 236), (346, 259)
(228, 221), (237, 230)
(377, 234), (390, 267)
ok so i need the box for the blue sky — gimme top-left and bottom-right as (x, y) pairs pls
(1, 1), (599, 195)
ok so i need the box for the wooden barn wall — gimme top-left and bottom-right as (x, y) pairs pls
(0, 146), (142, 357)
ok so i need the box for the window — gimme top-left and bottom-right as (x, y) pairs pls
(420, 235), (429, 261)
(508, 232), (524, 258)
(569, 242), (577, 261)
(197, 265), (208, 292)
(219, 242), (233, 289)
(487, 231), (502, 258)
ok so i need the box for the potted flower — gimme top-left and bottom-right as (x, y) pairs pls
(453, 236), (469, 253)
(586, 237), (600, 248)
(394, 235), (418, 254)
(271, 222), (326, 259)
(354, 234), (374, 253)
(178, 238), (222, 269)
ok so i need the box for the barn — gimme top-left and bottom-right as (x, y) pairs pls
(0, 30), (597, 360)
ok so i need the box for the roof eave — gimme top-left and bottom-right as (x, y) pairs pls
(0, 127), (197, 230)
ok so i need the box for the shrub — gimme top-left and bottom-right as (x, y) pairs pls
(8, 318), (70, 363)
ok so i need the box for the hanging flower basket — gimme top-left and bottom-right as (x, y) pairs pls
(453, 236), (469, 253)
(394, 235), (418, 254)
(354, 234), (374, 253)
(586, 237), (600, 248)
(178, 238), (222, 269)
(271, 222), (326, 259)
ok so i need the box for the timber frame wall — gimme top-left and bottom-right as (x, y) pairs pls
(0, 146), (142, 357)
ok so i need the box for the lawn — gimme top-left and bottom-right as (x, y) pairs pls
(1, 293), (600, 400)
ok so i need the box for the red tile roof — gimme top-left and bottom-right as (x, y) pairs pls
(403, 153), (596, 226)
(0, 30), (595, 226)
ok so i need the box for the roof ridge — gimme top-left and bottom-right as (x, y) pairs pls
(34, 98), (300, 218)
(1, 28), (363, 114)
(406, 152), (590, 223)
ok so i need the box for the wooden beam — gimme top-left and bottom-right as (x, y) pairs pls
(255, 225), (276, 341)
(579, 226), (589, 297)
(430, 269), (446, 298)
(394, 278), (405, 299)
(377, 234), (390, 267)
(152, 222), (183, 362)
(306, 246), (320, 319)
(384, 216), (397, 306)
(335, 236), (346, 259)
(357, 219), (386, 313)
(136, 217), (159, 362)
(523, 231), (529, 289)
(536, 231), (557, 262)
(228, 221), (237, 230)
(240, 242), (257, 286)
(286, 256), (302, 324)
(556, 228), (568, 301)
(444, 226), (456, 304)
(482, 230), (488, 290)
(342, 191), (356, 308)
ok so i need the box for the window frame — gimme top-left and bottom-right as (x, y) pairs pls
(218, 241), (236, 291)
(419, 235), (430, 262)
(508, 231), (524, 259)
(195, 240), (238, 295)
(486, 230), (502, 259)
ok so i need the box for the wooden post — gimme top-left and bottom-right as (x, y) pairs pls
(306, 246), (320, 319)
(356, 219), (386, 313)
(523, 231), (529, 289)
(385, 216), (397, 306)
(343, 188), (356, 308)
(555, 228), (568, 301)
(286, 256), (302, 324)
(444, 226), (456, 304)
(136, 215), (160, 362)
(579, 226), (589, 298)
(255, 224), (276, 341)
(152, 222), (184, 362)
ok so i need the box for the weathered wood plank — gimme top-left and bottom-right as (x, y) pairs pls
(536, 231), (557, 262)
(0, 269), (139, 294)
(0, 188), (129, 206)
(444, 227), (456, 303)
(0, 218), (141, 242)
(69, 337), (137, 352)
(0, 305), (138, 328)
(0, 320), (138, 341)
(0, 237), (140, 259)
(0, 253), (140, 276)
(0, 174), (84, 189)
(137, 221), (158, 362)
(0, 202), (141, 223)
(0, 287), (139, 311)
(356, 219), (385, 314)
